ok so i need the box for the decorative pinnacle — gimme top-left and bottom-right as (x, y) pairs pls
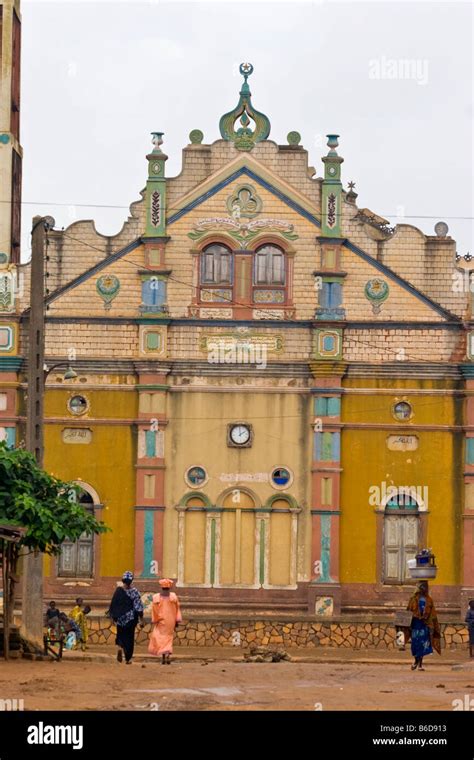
(219, 62), (270, 150)
(348, 181), (356, 190)
(239, 62), (254, 82)
(326, 134), (340, 155)
(151, 132), (164, 152)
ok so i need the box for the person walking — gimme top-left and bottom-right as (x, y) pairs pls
(108, 571), (144, 664)
(407, 581), (441, 670)
(465, 599), (474, 658)
(148, 579), (182, 665)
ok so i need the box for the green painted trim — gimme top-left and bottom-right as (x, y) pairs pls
(136, 384), (169, 391)
(179, 491), (212, 507)
(136, 318), (171, 325)
(210, 519), (216, 585)
(264, 493), (298, 510)
(259, 520), (265, 585)
(310, 510), (342, 515)
(0, 357), (22, 371)
(140, 510), (155, 579)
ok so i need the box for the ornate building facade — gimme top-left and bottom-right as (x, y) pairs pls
(1, 63), (472, 614)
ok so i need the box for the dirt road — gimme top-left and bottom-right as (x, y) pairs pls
(0, 650), (472, 711)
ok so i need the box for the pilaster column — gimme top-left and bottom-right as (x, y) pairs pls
(308, 361), (346, 614)
(134, 370), (169, 579)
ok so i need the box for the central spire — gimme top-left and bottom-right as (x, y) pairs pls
(219, 63), (271, 151)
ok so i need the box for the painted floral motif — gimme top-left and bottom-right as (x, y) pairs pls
(327, 194), (337, 228)
(0, 274), (13, 312)
(188, 217), (298, 244)
(253, 290), (285, 304)
(151, 191), (161, 227)
(200, 289), (233, 303)
(96, 274), (120, 310)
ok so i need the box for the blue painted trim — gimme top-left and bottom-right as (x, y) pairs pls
(4, 427), (16, 448)
(167, 166), (322, 229)
(466, 438), (474, 465)
(168, 165), (456, 321)
(134, 506), (166, 511)
(310, 388), (343, 394)
(0, 357), (22, 371)
(36, 167), (457, 321)
(141, 510), (155, 578)
(43, 238), (143, 306)
(317, 513), (333, 583)
(145, 430), (156, 458)
(343, 240), (458, 320)
(327, 397), (341, 416)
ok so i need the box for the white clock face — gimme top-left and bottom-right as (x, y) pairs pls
(230, 424), (250, 445)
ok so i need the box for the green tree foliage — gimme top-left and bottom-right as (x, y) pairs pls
(0, 442), (108, 553)
(0, 442), (109, 656)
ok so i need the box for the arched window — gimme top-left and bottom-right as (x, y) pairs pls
(254, 244), (285, 285)
(58, 490), (95, 578)
(383, 492), (419, 584)
(199, 243), (233, 304)
(253, 244), (286, 304)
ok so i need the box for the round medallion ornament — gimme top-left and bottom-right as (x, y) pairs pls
(287, 131), (301, 146)
(96, 274), (120, 310)
(0, 253), (8, 265)
(365, 278), (389, 303)
(328, 166), (337, 176)
(434, 221), (449, 238)
(189, 129), (204, 145)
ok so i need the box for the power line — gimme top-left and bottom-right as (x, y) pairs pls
(1, 198), (474, 221)
(51, 230), (469, 370)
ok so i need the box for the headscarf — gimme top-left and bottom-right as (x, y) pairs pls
(159, 578), (173, 589)
(122, 570), (134, 583)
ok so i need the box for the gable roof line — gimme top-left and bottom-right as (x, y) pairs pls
(167, 166), (322, 229)
(23, 238), (143, 311)
(31, 165), (459, 322)
(343, 241), (460, 322)
(169, 165), (459, 321)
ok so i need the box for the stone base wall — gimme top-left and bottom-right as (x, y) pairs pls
(86, 617), (470, 650)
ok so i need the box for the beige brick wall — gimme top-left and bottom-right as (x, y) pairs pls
(13, 136), (464, 366)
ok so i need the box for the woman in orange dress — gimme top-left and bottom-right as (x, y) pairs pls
(148, 578), (182, 664)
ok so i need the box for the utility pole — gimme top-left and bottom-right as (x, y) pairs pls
(20, 215), (52, 647)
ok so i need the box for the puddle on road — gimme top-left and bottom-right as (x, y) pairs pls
(125, 687), (243, 697)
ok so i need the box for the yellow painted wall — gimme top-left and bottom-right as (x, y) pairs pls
(340, 381), (463, 585)
(163, 390), (311, 579)
(43, 386), (137, 577)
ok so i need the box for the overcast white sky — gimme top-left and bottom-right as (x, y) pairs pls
(20, 0), (473, 259)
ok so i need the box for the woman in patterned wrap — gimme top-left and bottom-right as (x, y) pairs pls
(108, 571), (144, 664)
(407, 581), (441, 670)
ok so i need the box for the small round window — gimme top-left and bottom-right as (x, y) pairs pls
(271, 467), (292, 489)
(186, 466), (207, 488)
(393, 401), (412, 421)
(68, 395), (88, 415)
